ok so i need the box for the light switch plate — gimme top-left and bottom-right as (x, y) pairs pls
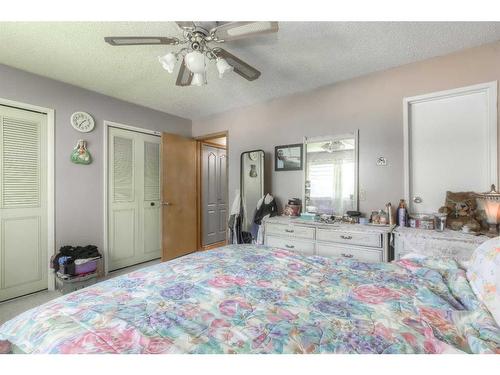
(376, 156), (387, 166)
(359, 189), (366, 201)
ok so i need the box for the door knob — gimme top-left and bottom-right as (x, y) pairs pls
(150, 202), (155, 207)
(161, 202), (172, 206)
(413, 196), (422, 204)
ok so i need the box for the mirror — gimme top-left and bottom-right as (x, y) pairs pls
(240, 150), (265, 232)
(303, 132), (358, 216)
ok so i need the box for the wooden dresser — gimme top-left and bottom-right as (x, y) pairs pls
(263, 216), (394, 262)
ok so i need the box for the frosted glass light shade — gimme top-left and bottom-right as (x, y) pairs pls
(478, 185), (500, 224)
(191, 73), (206, 86)
(158, 52), (177, 73)
(483, 198), (500, 225)
(216, 58), (233, 78)
(184, 51), (206, 74)
(477, 184), (500, 236)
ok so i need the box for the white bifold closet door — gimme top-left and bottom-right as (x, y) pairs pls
(108, 127), (161, 271)
(0, 105), (48, 302)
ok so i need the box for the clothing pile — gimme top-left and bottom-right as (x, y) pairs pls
(51, 245), (101, 280)
(252, 193), (278, 244)
(229, 191), (278, 245)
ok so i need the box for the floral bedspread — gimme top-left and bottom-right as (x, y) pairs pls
(1, 245), (499, 354)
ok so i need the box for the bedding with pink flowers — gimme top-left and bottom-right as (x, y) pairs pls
(0, 244), (499, 354)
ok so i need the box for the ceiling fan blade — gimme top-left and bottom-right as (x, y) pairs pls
(211, 21), (278, 42)
(104, 36), (178, 46)
(176, 59), (193, 86)
(214, 48), (261, 81)
(175, 21), (196, 30)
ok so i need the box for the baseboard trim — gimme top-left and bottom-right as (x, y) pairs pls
(201, 241), (227, 251)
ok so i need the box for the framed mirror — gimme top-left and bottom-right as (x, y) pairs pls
(303, 131), (359, 216)
(240, 150), (265, 232)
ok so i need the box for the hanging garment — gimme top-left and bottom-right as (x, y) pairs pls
(228, 190), (243, 244)
(252, 193), (278, 244)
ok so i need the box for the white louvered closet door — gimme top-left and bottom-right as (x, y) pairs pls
(108, 127), (161, 271)
(0, 105), (48, 302)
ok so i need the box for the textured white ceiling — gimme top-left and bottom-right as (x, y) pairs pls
(1, 22), (500, 120)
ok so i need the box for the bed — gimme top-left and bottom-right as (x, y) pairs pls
(0, 243), (499, 354)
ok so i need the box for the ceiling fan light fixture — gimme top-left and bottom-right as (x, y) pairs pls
(158, 52), (177, 73)
(104, 21), (279, 87)
(216, 58), (233, 78)
(191, 72), (206, 86)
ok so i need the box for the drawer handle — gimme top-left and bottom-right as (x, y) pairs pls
(285, 244), (295, 249)
(285, 229), (294, 233)
(341, 253), (354, 258)
(340, 235), (352, 240)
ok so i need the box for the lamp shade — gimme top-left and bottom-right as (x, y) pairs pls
(158, 52), (177, 73)
(484, 200), (500, 224)
(477, 185), (500, 224)
(216, 58), (233, 78)
(184, 51), (206, 74)
(476, 184), (500, 236)
(191, 72), (206, 87)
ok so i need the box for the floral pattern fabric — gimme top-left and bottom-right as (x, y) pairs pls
(0, 245), (499, 354)
(466, 237), (500, 326)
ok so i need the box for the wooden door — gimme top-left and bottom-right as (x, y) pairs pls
(108, 127), (161, 271)
(161, 133), (198, 261)
(0, 105), (48, 301)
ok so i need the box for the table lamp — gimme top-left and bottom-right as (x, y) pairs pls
(476, 184), (500, 237)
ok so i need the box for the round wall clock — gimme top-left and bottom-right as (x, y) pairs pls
(70, 111), (95, 133)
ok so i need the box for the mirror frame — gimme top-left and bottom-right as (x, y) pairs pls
(302, 130), (359, 216)
(240, 149), (265, 222)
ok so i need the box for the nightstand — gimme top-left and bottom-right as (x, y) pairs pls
(393, 226), (489, 262)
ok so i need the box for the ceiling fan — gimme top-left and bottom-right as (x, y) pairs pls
(104, 21), (279, 87)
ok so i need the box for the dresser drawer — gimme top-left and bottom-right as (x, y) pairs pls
(316, 228), (382, 248)
(265, 235), (315, 256)
(316, 243), (382, 263)
(265, 223), (315, 240)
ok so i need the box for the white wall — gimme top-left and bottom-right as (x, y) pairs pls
(192, 41), (500, 215)
(0, 64), (192, 251)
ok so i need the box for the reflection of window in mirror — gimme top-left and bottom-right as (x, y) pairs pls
(304, 132), (358, 216)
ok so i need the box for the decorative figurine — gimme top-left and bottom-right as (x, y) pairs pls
(71, 140), (92, 165)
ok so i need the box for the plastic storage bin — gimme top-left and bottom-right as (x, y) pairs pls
(55, 273), (97, 294)
(75, 259), (98, 275)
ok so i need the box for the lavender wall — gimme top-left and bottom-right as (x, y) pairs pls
(192, 41), (500, 215)
(0, 64), (191, 251)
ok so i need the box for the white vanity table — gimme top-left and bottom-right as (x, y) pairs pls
(263, 216), (394, 262)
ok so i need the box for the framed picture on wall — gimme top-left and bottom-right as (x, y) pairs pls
(274, 143), (303, 171)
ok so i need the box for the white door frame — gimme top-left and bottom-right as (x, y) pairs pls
(403, 81), (498, 207)
(0, 97), (55, 291)
(102, 120), (161, 275)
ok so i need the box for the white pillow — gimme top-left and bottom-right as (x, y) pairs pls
(466, 237), (500, 325)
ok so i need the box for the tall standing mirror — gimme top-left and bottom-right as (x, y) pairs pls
(241, 150), (265, 232)
(303, 132), (358, 216)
